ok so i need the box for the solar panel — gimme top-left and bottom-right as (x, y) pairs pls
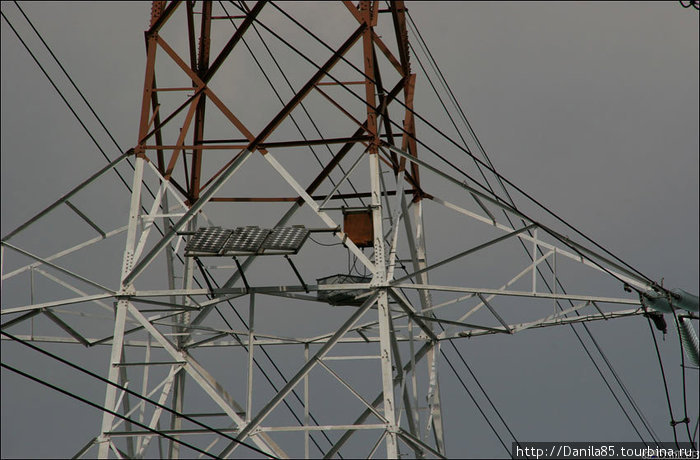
(221, 227), (271, 254)
(185, 226), (312, 256)
(184, 227), (232, 256)
(261, 226), (309, 252)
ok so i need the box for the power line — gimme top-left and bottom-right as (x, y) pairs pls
(194, 260), (338, 457)
(252, 1), (664, 448)
(439, 348), (513, 458)
(1, 362), (222, 459)
(240, 4), (663, 445)
(262, 1), (658, 288)
(671, 306), (697, 445)
(3, 6), (339, 456)
(0, 10), (133, 194)
(0, 330), (277, 458)
(13, 2), (124, 156)
(232, 1), (366, 208)
(645, 312), (682, 449)
(403, 9), (660, 444)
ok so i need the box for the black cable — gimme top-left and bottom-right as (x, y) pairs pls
(405, 35), (502, 207)
(679, 1), (700, 10)
(242, 3), (642, 300)
(0, 362), (222, 459)
(13, 2), (124, 158)
(670, 305), (696, 445)
(3, 7), (333, 455)
(2, 5), (180, 278)
(403, 10), (660, 443)
(0, 331), (276, 458)
(260, 1), (658, 287)
(217, 2), (353, 209)
(0, 11), (133, 194)
(230, 1), (366, 208)
(241, 5), (660, 445)
(7, 3), (164, 214)
(405, 9), (658, 442)
(645, 312), (682, 449)
(404, 7), (516, 219)
(309, 235), (343, 247)
(444, 340), (524, 450)
(399, 10), (656, 444)
(439, 348), (513, 458)
(582, 318), (661, 443)
(194, 268), (335, 457)
(6, 3), (674, 454)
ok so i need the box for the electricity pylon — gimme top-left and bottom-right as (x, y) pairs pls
(3, 2), (695, 459)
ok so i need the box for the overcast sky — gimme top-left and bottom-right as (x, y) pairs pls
(1, 2), (698, 459)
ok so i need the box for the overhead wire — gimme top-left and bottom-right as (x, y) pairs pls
(230, 0), (367, 208)
(218, 1), (351, 208)
(2, 4), (464, 456)
(194, 261), (338, 457)
(404, 7), (661, 444)
(263, 1), (665, 448)
(1, 363), (220, 459)
(670, 306), (696, 445)
(645, 312), (682, 449)
(281, 4), (676, 445)
(0, 10), (133, 196)
(262, 1), (659, 288)
(0, 330), (277, 459)
(3, 2), (692, 456)
(439, 349), (513, 458)
(241, 1), (660, 446)
(2, 5), (339, 456)
(437, 331), (524, 451)
(228, 4), (650, 303)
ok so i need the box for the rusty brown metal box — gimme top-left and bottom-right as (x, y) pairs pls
(343, 209), (373, 248)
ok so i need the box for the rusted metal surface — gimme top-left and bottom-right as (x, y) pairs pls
(136, 2), (423, 209)
(209, 189), (420, 203)
(343, 209), (374, 247)
(189, 1), (211, 202)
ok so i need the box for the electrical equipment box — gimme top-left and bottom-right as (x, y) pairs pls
(343, 209), (373, 248)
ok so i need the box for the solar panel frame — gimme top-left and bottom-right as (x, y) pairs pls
(220, 226), (271, 255)
(184, 226), (312, 256)
(260, 226), (310, 253)
(184, 227), (233, 256)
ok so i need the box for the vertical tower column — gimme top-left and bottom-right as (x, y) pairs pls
(96, 8), (162, 454)
(360, 1), (399, 458)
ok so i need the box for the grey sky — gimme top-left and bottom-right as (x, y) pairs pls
(1, 2), (698, 458)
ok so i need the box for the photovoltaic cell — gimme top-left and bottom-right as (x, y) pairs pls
(222, 227), (270, 254)
(261, 226), (309, 252)
(185, 227), (232, 255)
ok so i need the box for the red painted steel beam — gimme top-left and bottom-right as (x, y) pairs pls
(245, 23), (368, 153)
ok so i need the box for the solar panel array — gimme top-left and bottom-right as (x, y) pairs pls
(184, 226), (310, 256)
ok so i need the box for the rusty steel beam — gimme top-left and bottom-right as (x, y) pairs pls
(259, 136), (373, 149)
(202, 1), (266, 84)
(190, 1), (212, 202)
(208, 189), (419, 203)
(146, 1), (179, 37)
(246, 23), (367, 153)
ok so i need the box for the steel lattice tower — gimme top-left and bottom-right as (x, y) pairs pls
(2, 2), (698, 459)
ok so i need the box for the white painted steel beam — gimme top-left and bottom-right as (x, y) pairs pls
(216, 293), (379, 458)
